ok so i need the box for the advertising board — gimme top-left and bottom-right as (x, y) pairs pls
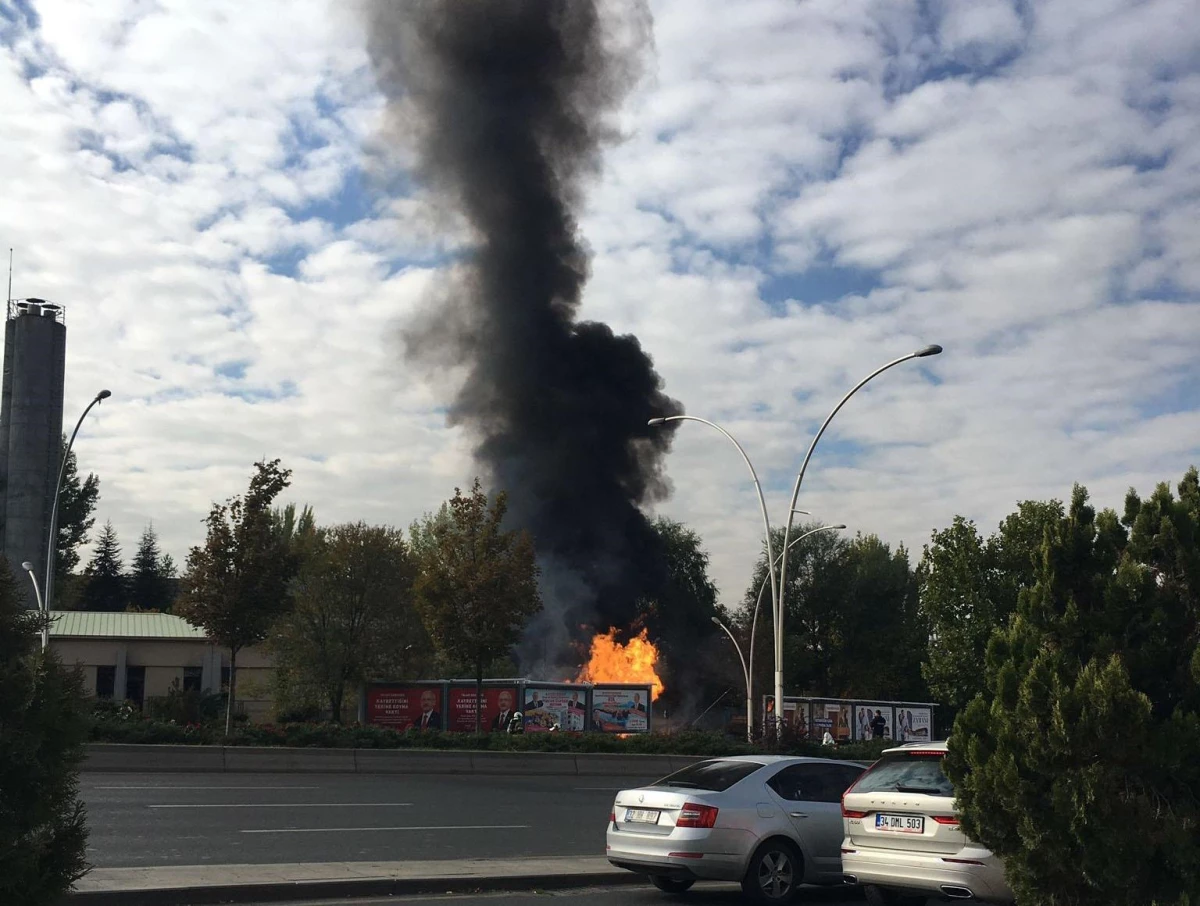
(854, 703), (896, 741)
(591, 686), (652, 733)
(521, 684), (587, 732)
(446, 684), (520, 733)
(895, 705), (933, 742)
(365, 684), (443, 731)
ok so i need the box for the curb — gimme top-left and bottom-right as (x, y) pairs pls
(64, 869), (647, 905)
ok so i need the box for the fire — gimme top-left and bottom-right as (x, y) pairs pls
(575, 627), (665, 700)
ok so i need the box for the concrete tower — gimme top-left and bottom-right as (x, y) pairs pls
(0, 298), (67, 599)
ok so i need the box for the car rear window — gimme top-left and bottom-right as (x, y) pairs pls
(849, 754), (955, 797)
(654, 759), (763, 792)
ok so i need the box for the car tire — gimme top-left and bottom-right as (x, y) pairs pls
(650, 876), (695, 894)
(741, 839), (803, 904)
(863, 884), (924, 906)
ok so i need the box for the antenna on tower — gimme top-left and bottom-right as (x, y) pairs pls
(6, 248), (11, 305)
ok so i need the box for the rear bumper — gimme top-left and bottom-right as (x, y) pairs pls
(606, 832), (746, 882)
(841, 845), (1013, 903)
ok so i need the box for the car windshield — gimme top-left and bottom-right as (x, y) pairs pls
(850, 754), (955, 797)
(654, 759), (764, 792)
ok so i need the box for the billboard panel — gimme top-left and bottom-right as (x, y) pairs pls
(447, 685), (519, 733)
(895, 705), (933, 742)
(365, 684), (443, 731)
(813, 700), (853, 742)
(521, 685), (587, 732)
(854, 703), (896, 741)
(591, 686), (651, 733)
(762, 696), (813, 738)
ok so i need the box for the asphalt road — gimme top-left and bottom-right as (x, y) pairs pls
(247, 883), (935, 905)
(81, 771), (661, 868)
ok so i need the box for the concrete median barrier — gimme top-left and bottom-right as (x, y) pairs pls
(221, 745), (358, 773)
(84, 744), (226, 773)
(83, 743), (707, 775)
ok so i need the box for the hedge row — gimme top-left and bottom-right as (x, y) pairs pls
(88, 715), (895, 761)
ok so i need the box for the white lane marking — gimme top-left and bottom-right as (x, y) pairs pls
(241, 824), (531, 834)
(96, 786), (319, 790)
(147, 802), (413, 809)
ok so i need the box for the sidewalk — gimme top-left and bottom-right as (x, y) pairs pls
(67, 855), (642, 905)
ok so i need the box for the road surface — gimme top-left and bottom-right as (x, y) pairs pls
(81, 771), (660, 868)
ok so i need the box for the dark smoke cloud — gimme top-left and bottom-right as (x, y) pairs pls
(364, 0), (682, 675)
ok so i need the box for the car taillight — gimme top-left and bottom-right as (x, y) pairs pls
(841, 790), (867, 819)
(932, 815), (960, 826)
(610, 811), (616, 824)
(676, 802), (718, 828)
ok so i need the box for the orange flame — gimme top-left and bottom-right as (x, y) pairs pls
(575, 627), (665, 700)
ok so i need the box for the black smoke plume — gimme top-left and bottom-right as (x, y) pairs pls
(364, 0), (683, 676)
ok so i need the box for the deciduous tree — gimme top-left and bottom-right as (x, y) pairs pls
(412, 479), (541, 734)
(945, 470), (1200, 905)
(177, 459), (296, 734)
(271, 522), (419, 722)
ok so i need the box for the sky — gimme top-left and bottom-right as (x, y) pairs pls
(2, 0), (1198, 611)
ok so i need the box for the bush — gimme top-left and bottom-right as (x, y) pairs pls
(87, 715), (899, 762)
(145, 680), (224, 725)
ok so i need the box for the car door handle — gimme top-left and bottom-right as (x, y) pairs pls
(789, 812), (808, 818)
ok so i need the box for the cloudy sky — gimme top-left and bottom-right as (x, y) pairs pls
(2, 0), (1198, 608)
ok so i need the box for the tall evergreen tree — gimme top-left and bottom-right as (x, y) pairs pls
(52, 436), (101, 607)
(129, 524), (172, 612)
(0, 560), (90, 904)
(945, 470), (1200, 905)
(79, 521), (125, 612)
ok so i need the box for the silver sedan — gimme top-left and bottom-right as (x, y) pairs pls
(606, 755), (867, 903)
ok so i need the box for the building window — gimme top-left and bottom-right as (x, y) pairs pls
(96, 666), (115, 699)
(183, 666), (203, 693)
(126, 666), (146, 709)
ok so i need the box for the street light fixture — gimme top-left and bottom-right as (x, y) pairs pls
(772, 346), (941, 716)
(45, 389), (112, 614)
(648, 413), (780, 707)
(21, 561), (47, 650)
(710, 615), (752, 741)
(748, 523), (845, 725)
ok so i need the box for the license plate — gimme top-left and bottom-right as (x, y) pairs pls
(624, 808), (661, 824)
(875, 814), (925, 834)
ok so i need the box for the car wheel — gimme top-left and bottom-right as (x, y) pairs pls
(863, 885), (924, 906)
(650, 876), (695, 894)
(741, 839), (802, 904)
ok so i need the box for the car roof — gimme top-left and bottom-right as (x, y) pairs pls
(881, 740), (949, 756)
(693, 754), (864, 766)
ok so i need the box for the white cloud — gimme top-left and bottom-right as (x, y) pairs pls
(1, 0), (1197, 628)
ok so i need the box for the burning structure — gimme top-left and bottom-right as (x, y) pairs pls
(365, 0), (694, 691)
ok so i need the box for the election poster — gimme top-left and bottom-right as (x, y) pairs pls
(365, 684), (443, 731)
(446, 685), (519, 733)
(591, 686), (651, 733)
(522, 685), (587, 732)
(895, 706), (933, 742)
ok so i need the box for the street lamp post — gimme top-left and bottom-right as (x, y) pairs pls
(747, 522), (845, 726)
(772, 346), (941, 715)
(652, 415), (782, 724)
(44, 389), (111, 613)
(711, 616), (752, 742)
(21, 560), (47, 650)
